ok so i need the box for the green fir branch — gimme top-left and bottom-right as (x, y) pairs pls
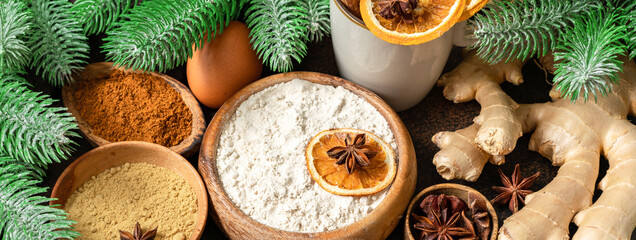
(0, 78), (79, 167)
(0, 75), (77, 240)
(28, 0), (89, 87)
(553, 12), (626, 101)
(0, 0), (31, 73)
(300, 0), (330, 42)
(103, 0), (243, 72)
(0, 71), (29, 85)
(0, 154), (44, 181)
(0, 155), (78, 240)
(468, 0), (595, 64)
(626, 6), (636, 59)
(246, 0), (308, 72)
(70, 0), (136, 36)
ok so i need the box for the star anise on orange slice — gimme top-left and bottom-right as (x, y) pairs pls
(326, 133), (378, 174)
(377, 0), (418, 24)
(305, 128), (396, 196)
(490, 164), (540, 213)
(119, 222), (157, 240)
(360, 0), (466, 45)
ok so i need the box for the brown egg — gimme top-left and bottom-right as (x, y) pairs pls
(187, 21), (263, 108)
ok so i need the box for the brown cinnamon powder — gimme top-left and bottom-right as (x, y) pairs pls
(73, 70), (192, 147)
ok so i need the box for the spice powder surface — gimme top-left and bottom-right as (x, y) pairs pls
(64, 163), (198, 240)
(72, 70), (192, 147)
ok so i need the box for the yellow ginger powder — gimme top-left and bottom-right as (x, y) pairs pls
(64, 163), (197, 240)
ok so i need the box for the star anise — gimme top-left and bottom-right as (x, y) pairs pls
(412, 194), (478, 240)
(412, 209), (473, 240)
(119, 222), (157, 240)
(460, 211), (479, 240)
(468, 192), (490, 240)
(326, 133), (378, 174)
(420, 194), (466, 217)
(491, 164), (540, 213)
(378, 0), (418, 24)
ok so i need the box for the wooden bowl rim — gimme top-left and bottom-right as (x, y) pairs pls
(50, 141), (208, 240)
(404, 183), (499, 240)
(61, 62), (206, 157)
(198, 71), (416, 237)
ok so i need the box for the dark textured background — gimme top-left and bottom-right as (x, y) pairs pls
(32, 34), (635, 239)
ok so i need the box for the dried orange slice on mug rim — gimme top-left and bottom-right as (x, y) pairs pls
(458, 0), (489, 22)
(360, 0), (466, 45)
(305, 128), (396, 196)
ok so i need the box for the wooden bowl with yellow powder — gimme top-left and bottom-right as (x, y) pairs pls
(199, 72), (417, 239)
(62, 62), (206, 157)
(51, 141), (208, 240)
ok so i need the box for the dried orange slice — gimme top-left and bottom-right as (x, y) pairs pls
(360, 0), (466, 45)
(305, 128), (396, 196)
(458, 0), (489, 22)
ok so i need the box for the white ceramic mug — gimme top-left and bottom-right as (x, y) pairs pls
(330, 0), (471, 111)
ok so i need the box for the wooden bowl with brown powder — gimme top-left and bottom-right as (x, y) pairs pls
(199, 72), (417, 239)
(62, 62), (206, 157)
(51, 141), (208, 240)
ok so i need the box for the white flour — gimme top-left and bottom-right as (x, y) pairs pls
(216, 79), (397, 232)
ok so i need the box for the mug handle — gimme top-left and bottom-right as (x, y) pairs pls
(451, 20), (475, 47)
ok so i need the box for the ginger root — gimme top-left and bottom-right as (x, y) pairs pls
(432, 124), (490, 181)
(433, 51), (636, 239)
(433, 51), (523, 181)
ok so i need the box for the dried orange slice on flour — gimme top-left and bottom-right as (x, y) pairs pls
(458, 0), (489, 22)
(360, 0), (466, 45)
(305, 128), (396, 196)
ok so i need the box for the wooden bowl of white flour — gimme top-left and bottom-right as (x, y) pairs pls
(198, 72), (417, 239)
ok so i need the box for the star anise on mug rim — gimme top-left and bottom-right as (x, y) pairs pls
(119, 222), (157, 240)
(378, 0), (418, 24)
(490, 164), (540, 213)
(326, 133), (378, 174)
